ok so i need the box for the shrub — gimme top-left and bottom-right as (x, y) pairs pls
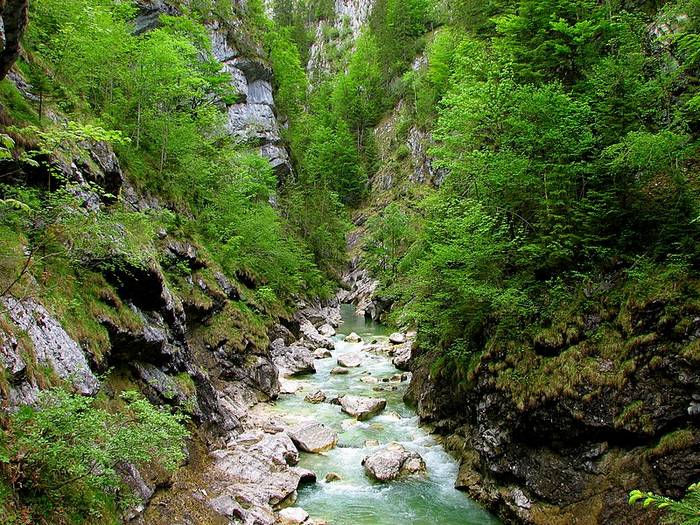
(0, 388), (188, 523)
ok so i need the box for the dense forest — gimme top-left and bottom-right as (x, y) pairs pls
(0, 0), (699, 524)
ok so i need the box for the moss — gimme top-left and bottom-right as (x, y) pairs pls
(196, 301), (269, 353)
(175, 372), (196, 396)
(40, 262), (143, 362)
(0, 77), (40, 125)
(648, 429), (697, 458)
(614, 400), (654, 434)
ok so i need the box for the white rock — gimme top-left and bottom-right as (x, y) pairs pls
(313, 348), (332, 359)
(279, 507), (309, 524)
(389, 332), (406, 344)
(337, 353), (362, 368)
(318, 323), (336, 337)
(362, 443), (426, 482)
(338, 395), (386, 421)
(288, 422), (338, 453)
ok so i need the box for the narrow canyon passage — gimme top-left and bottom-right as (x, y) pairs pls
(273, 305), (501, 525)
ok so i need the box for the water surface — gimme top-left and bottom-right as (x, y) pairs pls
(273, 304), (501, 525)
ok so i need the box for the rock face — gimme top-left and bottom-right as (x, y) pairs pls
(362, 443), (427, 482)
(2, 297), (100, 398)
(337, 353), (362, 368)
(405, 318), (700, 525)
(288, 421), (338, 453)
(338, 264), (387, 321)
(338, 395), (387, 421)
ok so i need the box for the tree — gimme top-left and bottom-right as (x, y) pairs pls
(364, 203), (416, 276)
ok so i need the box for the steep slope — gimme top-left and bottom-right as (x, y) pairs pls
(0, 1), (341, 523)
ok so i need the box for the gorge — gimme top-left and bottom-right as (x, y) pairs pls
(1, 0), (700, 524)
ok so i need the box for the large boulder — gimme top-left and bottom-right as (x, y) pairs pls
(270, 338), (315, 377)
(304, 390), (327, 404)
(299, 319), (334, 350)
(337, 353), (362, 368)
(288, 422), (338, 453)
(338, 395), (387, 421)
(313, 348), (332, 359)
(362, 443), (427, 482)
(318, 323), (336, 337)
(392, 342), (413, 371)
(389, 332), (406, 344)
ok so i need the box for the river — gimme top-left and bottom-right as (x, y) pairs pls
(272, 304), (501, 525)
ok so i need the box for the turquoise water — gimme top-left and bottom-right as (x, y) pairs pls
(272, 305), (501, 525)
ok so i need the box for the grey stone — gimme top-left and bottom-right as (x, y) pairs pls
(305, 390), (327, 404)
(270, 338), (316, 377)
(337, 353), (362, 368)
(313, 348), (332, 359)
(278, 507), (309, 524)
(318, 323), (336, 337)
(362, 443), (426, 482)
(300, 319), (334, 350)
(338, 395), (386, 421)
(3, 297), (99, 396)
(288, 421), (338, 453)
(389, 332), (406, 344)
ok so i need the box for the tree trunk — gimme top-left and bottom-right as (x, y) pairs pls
(0, 0), (30, 81)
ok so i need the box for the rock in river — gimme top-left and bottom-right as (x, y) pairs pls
(313, 348), (332, 359)
(270, 338), (315, 377)
(344, 332), (362, 343)
(304, 390), (327, 404)
(389, 332), (406, 344)
(288, 421), (338, 453)
(278, 507), (309, 524)
(362, 443), (427, 482)
(318, 323), (336, 337)
(337, 353), (362, 368)
(331, 367), (350, 375)
(338, 395), (387, 421)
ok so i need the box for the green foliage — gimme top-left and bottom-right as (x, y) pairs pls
(371, 0), (430, 78)
(363, 203), (416, 277)
(629, 483), (700, 524)
(331, 34), (386, 141)
(0, 388), (188, 523)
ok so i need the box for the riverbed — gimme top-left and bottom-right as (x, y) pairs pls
(272, 304), (501, 525)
